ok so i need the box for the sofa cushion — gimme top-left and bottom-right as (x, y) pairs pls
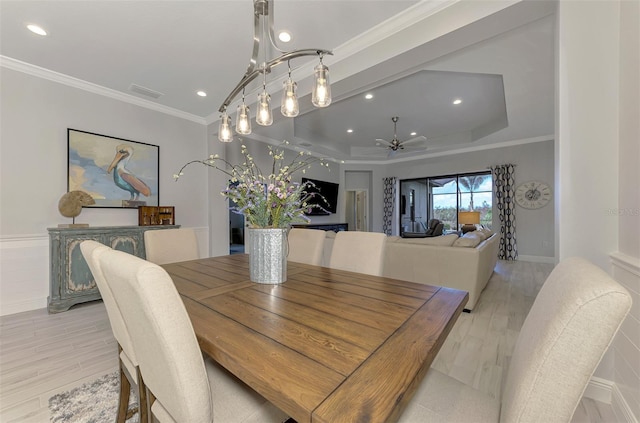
(399, 233), (458, 247)
(452, 232), (484, 247)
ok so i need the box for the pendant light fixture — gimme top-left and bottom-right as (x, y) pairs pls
(218, 113), (233, 143)
(312, 54), (331, 108)
(256, 71), (273, 126)
(236, 89), (252, 135)
(281, 61), (299, 117)
(217, 0), (332, 142)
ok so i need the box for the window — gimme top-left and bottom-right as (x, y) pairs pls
(399, 172), (492, 236)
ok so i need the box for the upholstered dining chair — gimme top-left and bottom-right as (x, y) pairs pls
(143, 228), (199, 265)
(80, 241), (147, 423)
(286, 228), (326, 265)
(98, 248), (288, 423)
(329, 231), (387, 276)
(398, 257), (632, 423)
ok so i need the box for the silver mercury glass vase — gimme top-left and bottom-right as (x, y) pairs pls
(246, 228), (288, 284)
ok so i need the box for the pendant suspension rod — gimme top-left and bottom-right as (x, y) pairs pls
(218, 48), (332, 113)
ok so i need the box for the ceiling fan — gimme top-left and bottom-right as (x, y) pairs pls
(375, 116), (427, 157)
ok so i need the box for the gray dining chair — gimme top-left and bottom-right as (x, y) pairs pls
(80, 240), (147, 423)
(286, 228), (326, 266)
(329, 231), (387, 276)
(143, 228), (199, 265)
(98, 247), (288, 423)
(398, 256), (632, 422)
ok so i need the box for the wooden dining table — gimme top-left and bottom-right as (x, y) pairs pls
(162, 254), (468, 423)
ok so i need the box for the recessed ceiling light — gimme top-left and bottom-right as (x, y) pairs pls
(364, 93), (373, 100)
(27, 24), (47, 36)
(197, 91), (207, 97)
(410, 132), (417, 136)
(278, 31), (292, 43)
(347, 129), (353, 133)
(453, 98), (463, 105)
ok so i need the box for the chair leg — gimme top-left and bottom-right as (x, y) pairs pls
(117, 361), (131, 423)
(137, 370), (149, 423)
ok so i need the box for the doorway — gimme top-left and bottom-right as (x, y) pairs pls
(345, 190), (368, 232)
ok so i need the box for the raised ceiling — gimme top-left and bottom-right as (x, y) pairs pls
(0, 1), (557, 162)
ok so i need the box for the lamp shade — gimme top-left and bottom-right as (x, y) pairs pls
(458, 211), (480, 225)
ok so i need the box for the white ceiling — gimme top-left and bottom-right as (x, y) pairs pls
(0, 0), (557, 162)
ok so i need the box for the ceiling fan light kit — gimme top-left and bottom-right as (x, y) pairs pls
(217, 0), (333, 142)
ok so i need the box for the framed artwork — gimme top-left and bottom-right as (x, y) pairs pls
(68, 128), (159, 208)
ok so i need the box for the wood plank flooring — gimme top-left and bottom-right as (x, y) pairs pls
(0, 260), (617, 422)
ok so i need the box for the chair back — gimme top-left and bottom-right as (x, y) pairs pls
(80, 240), (138, 366)
(287, 228), (326, 265)
(99, 248), (212, 423)
(329, 231), (386, 276)
(144, 228), (199, 265)
(500, 257), (632, 422)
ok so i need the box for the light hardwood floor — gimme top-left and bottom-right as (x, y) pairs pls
(0, 260), (617, 422)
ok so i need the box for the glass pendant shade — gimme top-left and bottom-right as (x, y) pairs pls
(218, 113), (233, 142)
(236, 103), (252, 135)
(312, 63), (331, 107)
(281, 78), (299, 117)
(256, 91), (273, 126)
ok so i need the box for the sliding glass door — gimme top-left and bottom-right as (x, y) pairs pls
(399, 171), (492, 237)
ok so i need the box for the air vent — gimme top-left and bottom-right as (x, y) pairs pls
(299, 142), (312, 147)
(128, 83), (164, 99)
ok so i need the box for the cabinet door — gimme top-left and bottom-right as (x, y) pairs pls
(107, 233), (142, 258)
(63, 235), (102, 298)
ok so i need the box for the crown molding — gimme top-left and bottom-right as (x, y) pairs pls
(0, 55), (207, 125)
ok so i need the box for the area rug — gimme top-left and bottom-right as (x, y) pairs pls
(49, 371), (138, 423)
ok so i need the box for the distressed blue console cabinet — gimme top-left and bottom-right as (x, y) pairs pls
(48, 225), (179, 313)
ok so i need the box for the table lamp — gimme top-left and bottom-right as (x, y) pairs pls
(458, 211), (480, 234)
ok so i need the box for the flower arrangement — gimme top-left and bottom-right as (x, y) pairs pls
(173, 142), (330, 229)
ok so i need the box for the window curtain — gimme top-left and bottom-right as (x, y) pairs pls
(382, 177), (397, 236)
(490, 164), (518, 260)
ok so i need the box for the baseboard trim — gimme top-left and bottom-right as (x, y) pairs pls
(583, 376), (613, 403)
(0, 297), (47, 316)
(612, 383), (639, 423)
(517, 255), (556, 264)
(583, 377), (638, 423)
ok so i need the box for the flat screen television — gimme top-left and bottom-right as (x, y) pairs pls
(302, 178), (339, 215)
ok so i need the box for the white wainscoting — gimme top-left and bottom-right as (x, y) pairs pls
(0, 234), (50, 316)
(609, 252), (640, 423)
(582, 252), (640, 423)
(0, 227), (211, 317)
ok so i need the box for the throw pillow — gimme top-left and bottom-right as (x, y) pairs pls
(452, 232), (483, 248)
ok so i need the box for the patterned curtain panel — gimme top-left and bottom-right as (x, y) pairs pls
(490, 164), (518, 260)
(382, 177), (397, 236)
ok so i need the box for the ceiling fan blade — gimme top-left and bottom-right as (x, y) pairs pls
(400, 135), (427, 146)
(375, 138), (393, 146)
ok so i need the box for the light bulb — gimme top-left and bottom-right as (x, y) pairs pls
(236, 103), (252, 135)
(218, 113), (233, 142)
(256, 91), (273, 126)
(312, 63), (331, 108)
(281, 78), (299, 117)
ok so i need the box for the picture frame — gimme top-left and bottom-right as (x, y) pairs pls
(67, 128), (159, 208)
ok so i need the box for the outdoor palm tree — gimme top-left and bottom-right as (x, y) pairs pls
(458, 175), (487, 210)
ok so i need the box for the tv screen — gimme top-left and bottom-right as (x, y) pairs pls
(302, 178), (339, 215)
